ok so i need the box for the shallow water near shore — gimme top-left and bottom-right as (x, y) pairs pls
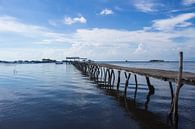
(0, 62), (194, 129)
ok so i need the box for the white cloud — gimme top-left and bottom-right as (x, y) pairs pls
(0, 15), (195, 60)
(114, 6), (124, 11)
(0, 16), (47, 35)
(0, 15), (76, 46)
(133, 0), (158, 13)
(49, 16), (87, 26)
(183, 0), (195, 5)
(48, 20), (58, 26)
(64, 16), (87, 25)
(100, 8), (114, 15)
(152, 13), (195, 31)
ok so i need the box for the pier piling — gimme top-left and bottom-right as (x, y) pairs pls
(134, 74), (138, 100)
(145, 76), (155, 94)
(124, 72), (131, 96)
(117, 70), (121, 91)
(171, 52), (184, 123)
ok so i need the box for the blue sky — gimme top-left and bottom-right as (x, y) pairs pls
(0, 0), (195, 61)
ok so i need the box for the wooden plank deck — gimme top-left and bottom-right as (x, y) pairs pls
(89, 62), (195, 85)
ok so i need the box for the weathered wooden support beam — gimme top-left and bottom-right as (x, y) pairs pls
(171, 52), (184, 124)
(93, 65), (97, 80)
(88, 65), (92, 77)
(134, 74), (138, 100)
(93, 65), (97, 79)
(89, 65), (93, 78)
(87, 64), (89, 74)
(100, 67), (103, 82)
(86, 64), (90, 75)
(111, 69), (115, 87)
(145, 76), (155, 94)
(124, 72), (131, 96)
(117, 71), (121, 91)
(107, 69), (112, 88)
(94, 66), (97, 80)
(84, 64), (86, 73)
(91, 65), (95, 79)
(95, 66), (100, 82)
(104, 68), (108, 85)
(91, 65), (94, 78)
(169, 81), (174, 106)
(101, 67), (105, 84)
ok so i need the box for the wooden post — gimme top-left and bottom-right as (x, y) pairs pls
(108, 69), (112, 86)
(146, 76), (155, 94)
(93, 66), (96, 79)
(104, 68), (108, 85)
(96, 66), (100, 82)
(93, 66), (96, 80)
(117, 71), (121, 91)
(134, 74), (138, 100)
(172, 51), (183, 122)
(87, 64), (89, 75)
(100, 67), (103, 82)
(169, 81), (174, 105)
(84, 64), (86, 73)
(111, 69), (115, 87)
(124, 72), (131, 96)
(90, 65), (92, 77)
(107, 69), (112, 88)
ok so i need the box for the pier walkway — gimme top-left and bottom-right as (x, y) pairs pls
(87, 62), (195, 85)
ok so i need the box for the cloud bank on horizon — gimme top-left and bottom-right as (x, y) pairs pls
(0, 0), (194, 61)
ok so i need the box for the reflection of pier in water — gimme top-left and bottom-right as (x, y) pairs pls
(102, 88), (170, 129)
(95, 79), (177, 129)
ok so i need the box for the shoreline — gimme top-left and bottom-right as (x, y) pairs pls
(1, 60), (195, 64)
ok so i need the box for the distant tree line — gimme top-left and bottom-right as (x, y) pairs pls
(0, 59), (67, 64)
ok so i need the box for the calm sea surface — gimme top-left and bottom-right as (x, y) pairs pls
(0, 62), (194, 129)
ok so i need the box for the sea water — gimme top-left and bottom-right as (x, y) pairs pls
(0, 62), (194, 129)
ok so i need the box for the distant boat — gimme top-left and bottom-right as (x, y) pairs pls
(55, 61), (63, 64)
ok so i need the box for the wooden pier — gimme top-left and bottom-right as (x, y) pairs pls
(70, 52), (195, 127)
